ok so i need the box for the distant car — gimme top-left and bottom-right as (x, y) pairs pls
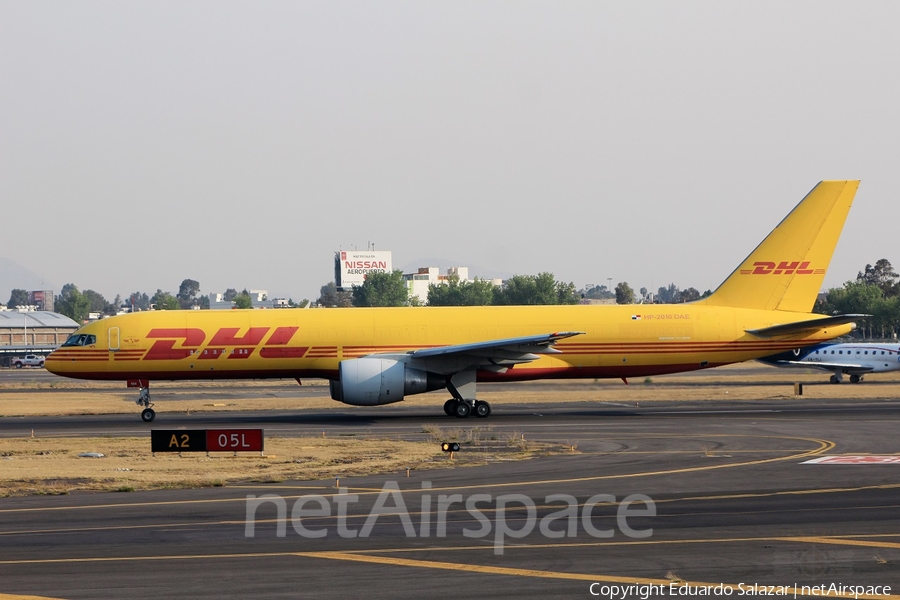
(12, 355), (44, 368)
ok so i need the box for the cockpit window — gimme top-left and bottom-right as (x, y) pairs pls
(62, 334), (97, 347)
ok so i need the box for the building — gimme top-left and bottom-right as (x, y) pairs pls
(208, 290), (289, 310)
(403, 266), (474, 304)
(0, 310), (79, 365)
(29, 290), (54, 312)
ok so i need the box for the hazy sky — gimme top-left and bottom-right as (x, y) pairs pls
(2, 2), (899, 304)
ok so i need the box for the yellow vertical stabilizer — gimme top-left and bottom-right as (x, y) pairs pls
(701, 180), (859, 312)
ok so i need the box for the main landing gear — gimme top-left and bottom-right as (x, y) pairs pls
(443, 398), (491, 418)
(442, 370), (491, 418)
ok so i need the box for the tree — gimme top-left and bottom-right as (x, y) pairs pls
(582, 284), (614, 300)
(317, 282), (352, 307)
(427, 276), (495, 306)
(857, 259), (899, 296)
(675, 287), (701, 303)
(177, 279), (201, 309)
(615, 282), (635, 304)
(656, 283), (679, 304)
(223, 288), (238, 302)
(233, 291), (253, 309)
(351, 270), (409, 307)
(7, 289), (28, 308)
(126, 292), (151, 311)
(151, 289), (179, 311)
(818, 280), (884, 338)
(56, 284), (91, 323)
(493, 273), (579, 306)
(83, 289), (114, 314)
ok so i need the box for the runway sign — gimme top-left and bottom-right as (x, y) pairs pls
(151, 429), (264, 453)
(802, 455), (900, 465)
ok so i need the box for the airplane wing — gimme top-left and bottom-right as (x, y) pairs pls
(370, 331), (584, 374)
(746, 314), (869, 337)
(762, 359), (874, 374)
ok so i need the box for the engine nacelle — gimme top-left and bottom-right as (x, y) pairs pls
(330, 358), (445, 406)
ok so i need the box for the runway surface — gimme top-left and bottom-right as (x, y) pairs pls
(2, 383), (900, 598)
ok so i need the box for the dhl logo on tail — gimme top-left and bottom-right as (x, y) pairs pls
(739, 261), (827, 275)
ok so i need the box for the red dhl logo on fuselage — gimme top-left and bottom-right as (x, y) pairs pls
(739, 261), (825, 275)
(142, 327), (307, 361)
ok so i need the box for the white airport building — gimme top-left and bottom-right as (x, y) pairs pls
(403, 266), (471, 303)
(208, 290), (289, 310)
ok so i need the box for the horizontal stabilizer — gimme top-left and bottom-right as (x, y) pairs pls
(746, 314), (869, 338)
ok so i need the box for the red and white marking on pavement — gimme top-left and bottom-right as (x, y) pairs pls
(802, 455), (900, 465)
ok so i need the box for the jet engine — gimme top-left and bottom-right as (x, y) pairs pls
(330, 357), (446, 406)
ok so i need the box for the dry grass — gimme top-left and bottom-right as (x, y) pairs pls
(0, 434), (562, 497)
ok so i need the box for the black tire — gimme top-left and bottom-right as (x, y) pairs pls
(15, 363), (22, 369)
(454, 401), (471, 418)
(474, 401), (491, 418)
(830, 375), (840, 384)
(850, 374), (860, 384)
(443, 399), (456, 416)
(141, 408), (156, 422)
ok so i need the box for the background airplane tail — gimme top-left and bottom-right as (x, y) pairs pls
(701, 180), (859, 313)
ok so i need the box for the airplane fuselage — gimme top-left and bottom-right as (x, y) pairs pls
(47, 304), (854, 383)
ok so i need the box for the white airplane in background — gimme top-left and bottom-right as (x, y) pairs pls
(758, 342), (900, 383)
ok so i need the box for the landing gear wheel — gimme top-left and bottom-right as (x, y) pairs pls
(850, 374), (861, 384)
(474, 400), (491, 418)
(141, 408), (156, 422)
(454, 401), (471, 418)
(443, 399), (457, 416)
(830, 375), (840, 384)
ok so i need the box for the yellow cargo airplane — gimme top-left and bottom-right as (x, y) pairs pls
(47, 181), (864, 422)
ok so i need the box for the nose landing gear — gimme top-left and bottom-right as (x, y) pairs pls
(130, 380), (155, 422)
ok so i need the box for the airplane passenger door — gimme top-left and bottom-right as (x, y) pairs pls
(108, 327), (120, 351)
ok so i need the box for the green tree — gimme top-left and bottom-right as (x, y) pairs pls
(56, 284), (91, 323)
(7, 289), (28, 308)
(493, 273), (578, 305)
(582, 284), (614, 300)
(818, 280), (883, 338)
(351, 270), (409, 307)
(675, 287), (701, 303)
(223, 288), (238, 302)
(656, 283), (678, 303)
(317, 282), (352, 307)
(234, 290), (253, 309)
(126, 292), (151, 311)
(83, 289), (114, 314)
(177, 279), (201, 309)
(427, 276), (495, 306)
(151, 289), (179, 311)
(615, 282), (635, 304)
(857, 259), (899, 296)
